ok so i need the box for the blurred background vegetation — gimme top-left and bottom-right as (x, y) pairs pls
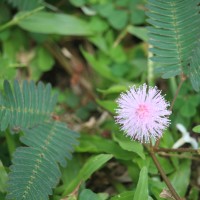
(0, 0), (199, 199)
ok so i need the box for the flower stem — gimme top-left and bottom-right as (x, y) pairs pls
(149, 145), (182, 200)
(155, 74), (186, 148)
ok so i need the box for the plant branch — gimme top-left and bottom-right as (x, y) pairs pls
(44, 42), (96, 99)
(158, 152), (200, 161)
(155, 74), (186, 148)
(113, 26), (128, 47)
(148, 145), (182, 200)
(154, 147), (200, 154)
(169, 73), (186, 111)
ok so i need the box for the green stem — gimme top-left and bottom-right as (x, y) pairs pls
(149, 146), (182, 200)
(147, 44), (155, 86)
(0, 6), (44, 32)
(169, 77), (177, 97)
(169, 74), (186, 111)
(113, 26), (129, 47)
(155, 74), (186, 148)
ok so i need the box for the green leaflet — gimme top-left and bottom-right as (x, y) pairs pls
(147, 0), (200, 91)
(0, 80), (57, 131)
(6, 121), (79, 200)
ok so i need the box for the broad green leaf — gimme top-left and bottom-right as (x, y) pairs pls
(192, 125), (200, 134)
(170, 160), (191, 197)
(37, 46), (55, 71)
(111, 191), (134, 200)
(113, 133), (145, 159)
(76, 134), (134, 160)
(17, 11), (93, 36)
(7, 0), (43, 10)
(180, 102), (196, 118)
(89, 17), (108, 33)
(81, 48), (119, 82)
(69, 0), (85, 7)
(63, 154), (113, 195)
(97, 85), (127, 95)
(127, 25), (148, 41)
(0, 59), (16, 80)
(0, 193), (6, 199)
(108, 10), (128, 30)
(159, 131), (179, 169)
(98, 193), (109, 200)
(157, 156), (174, 175)
(188, 187), (199, 200)
(96, 99), (117, 114)
(97, 3), (114, 18)
(109, 45), (127, 63)
(65, 90), (80, 108)
(133, 167), (148, 200)
(89, 35), (108, 54)
(0, 160), (8, 193)
(0, 4), (11, 24)
(149, 179), (165, 200)
(78, 189), (100, 200)
(130, 0), (145, 25)
(110, 63), (130, 78)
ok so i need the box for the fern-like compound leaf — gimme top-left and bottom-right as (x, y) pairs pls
(147, 0), (200, 91)
(7, 147), (60, 200)
(0, 80), (57, 131)
(7, 121), (79, 200)
(21, 121), (79, 167)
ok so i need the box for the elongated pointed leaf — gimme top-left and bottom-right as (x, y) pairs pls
(17, 11), (93, 36)
(63, 154), (113, 195)
(133, 167), (148, 200)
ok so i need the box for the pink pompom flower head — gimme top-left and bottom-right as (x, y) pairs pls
(115, 84), (171, 143)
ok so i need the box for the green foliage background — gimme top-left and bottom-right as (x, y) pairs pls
(0, 0), (199, 200)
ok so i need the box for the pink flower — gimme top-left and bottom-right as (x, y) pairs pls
(115, 84), (171, 143)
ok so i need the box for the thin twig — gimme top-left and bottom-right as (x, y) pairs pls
(113, 26), (128, 47)
(148, 144), (182, 200)
(155, 74), (186, 148)
(158, 152), (200, 161)
(154, 147), (200, 154)
(169, 73), (186, 111)
(44, 42), (96, 99)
